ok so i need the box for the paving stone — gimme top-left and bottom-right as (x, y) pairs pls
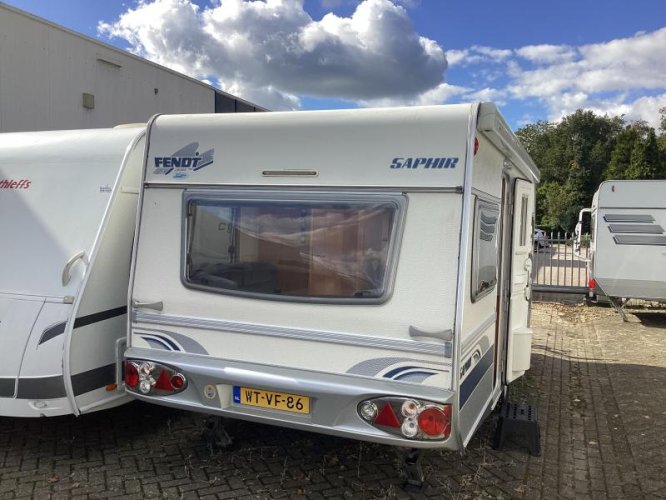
(1, 303), (665, 498)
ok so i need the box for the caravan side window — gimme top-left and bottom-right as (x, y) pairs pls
(183, 192), (404, 303)
(471, 198), (500, 302)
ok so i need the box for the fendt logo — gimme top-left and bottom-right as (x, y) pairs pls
(389, 157), (458, 169)
(153, 142), (215, 177)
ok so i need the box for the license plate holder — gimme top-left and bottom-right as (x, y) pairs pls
(233, 386), (310, 414)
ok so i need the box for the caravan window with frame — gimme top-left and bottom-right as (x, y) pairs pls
(182, 191), (405, 303)
(471, 197), (500, 302)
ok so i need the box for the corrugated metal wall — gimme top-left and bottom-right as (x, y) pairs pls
(0, 4), (264, 133)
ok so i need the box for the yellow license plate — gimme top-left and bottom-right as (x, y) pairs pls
(233, 386), (310, 414)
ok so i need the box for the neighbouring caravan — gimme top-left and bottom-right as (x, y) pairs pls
(576, 180), (666, 316)
(126, 104), (539, 454)
(0, 127), (145, 417)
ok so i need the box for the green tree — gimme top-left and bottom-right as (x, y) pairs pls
(658, 107), (666, 168)
(517, 109), (666, 231)
(607, 122), (665, 179)
(517, 111), (622, 230)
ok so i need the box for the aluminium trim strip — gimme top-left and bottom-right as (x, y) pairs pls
(471, 188), (501, 204)
(133, 311), (450, 356)
(451, 103), (480, 451)
(143, 183), (465, 193)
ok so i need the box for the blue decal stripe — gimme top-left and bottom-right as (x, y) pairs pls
(155, 335), (180, 351)
(394, 370), (437, 381)
(384, 366), (419, 378)
(140, 334), (180, 351)
(140, 336), (173, 351)
(459, 348), (494, 408)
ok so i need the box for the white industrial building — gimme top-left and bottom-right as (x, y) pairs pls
(0, 2), (264, 133)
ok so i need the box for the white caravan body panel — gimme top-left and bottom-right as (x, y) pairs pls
(127, 104), (539, 449)
(0, 127), (144, 416)
(591, 180), (666, 301)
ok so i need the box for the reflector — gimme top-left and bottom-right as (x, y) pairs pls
(154, 369), (173, 391)
(374, 402), (401, 428)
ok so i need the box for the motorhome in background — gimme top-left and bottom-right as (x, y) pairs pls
(125, 104), (539, 454)
(0, 126), (145, 417)
(576, 180), (666, 318)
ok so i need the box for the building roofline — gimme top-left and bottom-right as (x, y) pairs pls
(0, 1), (268, 111)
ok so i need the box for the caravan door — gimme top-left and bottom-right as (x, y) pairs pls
(505, 178), (535, 383)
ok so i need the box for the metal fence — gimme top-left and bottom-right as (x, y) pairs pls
(532, 231), (591, 293)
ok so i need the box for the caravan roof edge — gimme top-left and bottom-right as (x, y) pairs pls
(476, 102), (540, 183)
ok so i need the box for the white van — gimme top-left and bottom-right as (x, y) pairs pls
(576, 180), (666, 317)
(125, 104), (539, 452)
(0, 127), (144, 417)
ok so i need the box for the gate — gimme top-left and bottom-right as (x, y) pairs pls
(532, 231), (590, 294)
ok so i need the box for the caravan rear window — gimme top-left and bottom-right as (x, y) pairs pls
(183, 192), (404, 303)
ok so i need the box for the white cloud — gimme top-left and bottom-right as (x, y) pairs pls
(557, 93), (666, 129)
(465, 87), (506, 105)
(444, 45), (512, 67)
(515, 44), (575, 64)
(99, 0), (449, 110)
(99, 1), (666, 127)
(453, 28), (666, 127)
(358, 82), (468, 107)
(445, 49), (468, 67)
(472, 46), (512, 61)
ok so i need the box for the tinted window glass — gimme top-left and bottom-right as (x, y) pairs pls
(185, 194), (402, 301)
(472, 198), (500, 301)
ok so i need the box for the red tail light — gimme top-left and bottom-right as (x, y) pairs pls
(123, 359), (187, 396)
(588, 278), (596, 290)
(124, 362), (139, 389)
(418, 406), (451, 437)
(474, 137), (479, 155)
(170, 374), (185, 389)
(358, 397), (452, 441)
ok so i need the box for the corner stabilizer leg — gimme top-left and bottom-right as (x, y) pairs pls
(402, 448), (426, 492)
(202, 416), (234, 451)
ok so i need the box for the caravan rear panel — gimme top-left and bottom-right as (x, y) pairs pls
(591, 180), (666, 301)
(126, 105), (539, 449)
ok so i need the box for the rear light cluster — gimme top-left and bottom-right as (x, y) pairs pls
(358, 397), (451, 440)
(124, 360), (187, 396)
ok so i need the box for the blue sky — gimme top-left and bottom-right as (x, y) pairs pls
(4, 0), (666, 129)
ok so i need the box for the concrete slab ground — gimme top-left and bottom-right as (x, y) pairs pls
(1, 302), (665, 499)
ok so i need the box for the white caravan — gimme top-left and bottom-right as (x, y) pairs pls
(576, 180), (666, 315)
(126, 104), (539, 453)
(0, 127), (145, 417)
